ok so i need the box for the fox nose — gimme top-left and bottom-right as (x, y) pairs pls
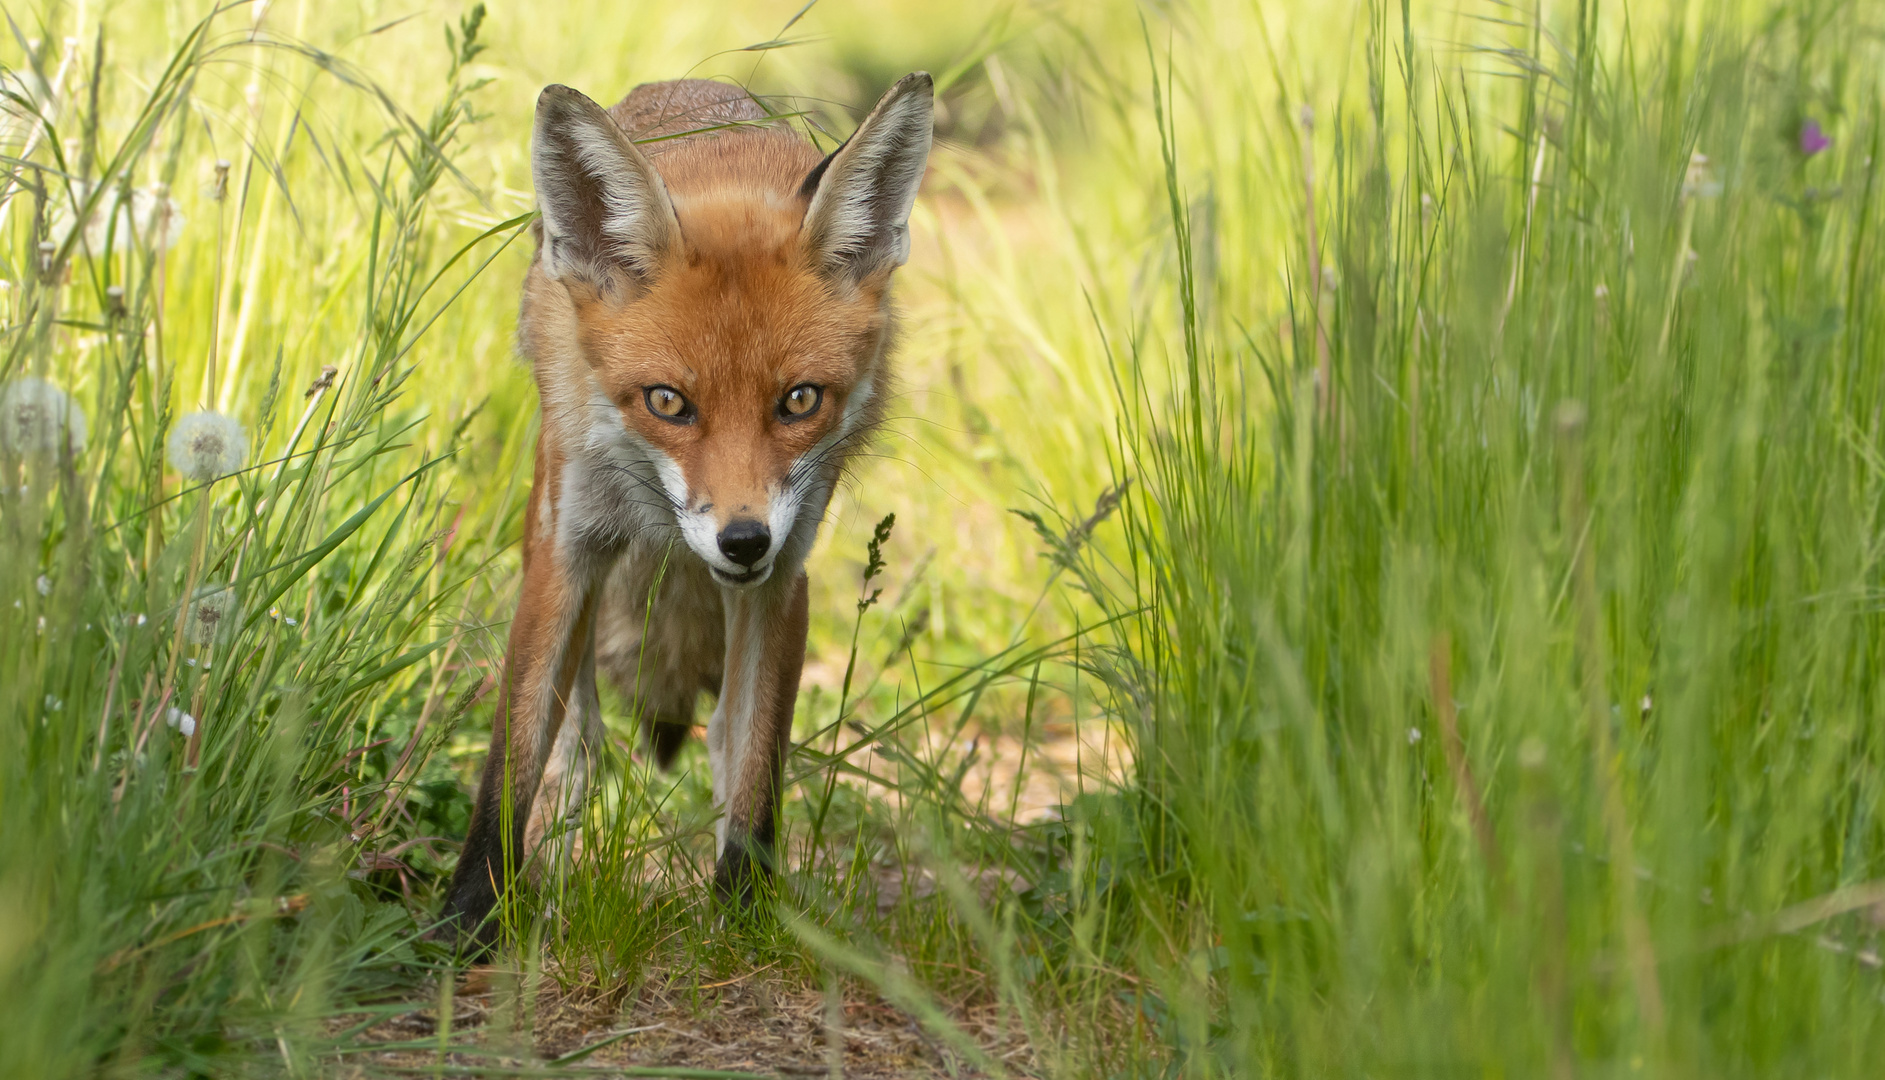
(717, 519), (771, 568)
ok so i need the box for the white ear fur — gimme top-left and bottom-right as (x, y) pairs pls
(532, 84), (680, 294)
(801, 72), (934, 285)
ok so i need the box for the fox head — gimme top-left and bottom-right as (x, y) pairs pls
(520, 75), (933, 589)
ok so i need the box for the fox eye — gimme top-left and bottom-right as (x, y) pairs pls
(780, 384), (822, 421)
(644, 385), (693, 423)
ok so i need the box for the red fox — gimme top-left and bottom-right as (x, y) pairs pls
(437, 74), (934, 950)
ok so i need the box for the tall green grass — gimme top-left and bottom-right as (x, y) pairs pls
(1074, 0), (1885, 1074)
(0, 7), (529, 1072)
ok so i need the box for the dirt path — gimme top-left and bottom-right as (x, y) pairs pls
(331, 964), (1035, 1078)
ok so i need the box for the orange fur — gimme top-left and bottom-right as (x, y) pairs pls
(437, 74), (933, 949)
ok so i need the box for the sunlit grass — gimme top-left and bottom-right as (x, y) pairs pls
(6, 0), (1885, 1075)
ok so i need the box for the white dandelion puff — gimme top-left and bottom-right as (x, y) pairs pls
(167, 411), (247, 481)
(184, 585), (238, 646)
(1, 376), (87, 456)
(49, 181), (187, 254)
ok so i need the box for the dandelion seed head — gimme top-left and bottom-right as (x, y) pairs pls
(1, 376), (87, 456)
(167, 411), (247, 480)
(185, 585), (238, 646)
(49, 181), (187, 255)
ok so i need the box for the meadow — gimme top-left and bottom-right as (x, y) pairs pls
(4, 0), (1885, 1075)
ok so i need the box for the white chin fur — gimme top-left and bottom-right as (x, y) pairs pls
(710, 562), (774, 590)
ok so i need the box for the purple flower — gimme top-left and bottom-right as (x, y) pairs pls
(1800, 120), (1831, 157)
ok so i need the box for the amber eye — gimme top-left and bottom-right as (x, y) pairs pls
(780, 384), (822, 421)
(644, 385), (693, 423)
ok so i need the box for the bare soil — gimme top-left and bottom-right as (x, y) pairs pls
(328, 961), (1037, 1078)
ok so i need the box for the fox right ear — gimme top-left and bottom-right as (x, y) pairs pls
(800, 72), (933, 287)
(532, 84), (679, 297)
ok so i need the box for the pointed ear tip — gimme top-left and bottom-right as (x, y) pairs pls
(537, 84), (592, 113)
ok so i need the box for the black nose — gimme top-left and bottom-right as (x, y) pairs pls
(717, 519), (771, 568)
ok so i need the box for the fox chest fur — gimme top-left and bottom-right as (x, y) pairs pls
(437, 75), (933, 950)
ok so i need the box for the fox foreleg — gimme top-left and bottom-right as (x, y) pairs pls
(708, 570), (810, 905)
(525, 636), (603, 884)
(437, 510), (604, 952)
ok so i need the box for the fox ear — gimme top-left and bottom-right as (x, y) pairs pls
(532, 84), (679, 296)
(800, 72), (933, 286)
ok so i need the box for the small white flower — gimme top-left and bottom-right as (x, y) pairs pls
(167, 411), (247, 481)
(1407, 727), (1423, 745)
(184, 585), (238, 646)
(35, 575), (51, 596)
(165, 707), (197, 738)
(50, 181), (187, 254)
(1683, 152), (1722, 199)
(1, 376), (87, 456)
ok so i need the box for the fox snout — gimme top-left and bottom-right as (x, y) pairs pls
(717, 519), (771, 568)
(670, 485), (801, 589)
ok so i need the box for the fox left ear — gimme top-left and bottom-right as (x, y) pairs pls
(800, 72), (934, 286)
